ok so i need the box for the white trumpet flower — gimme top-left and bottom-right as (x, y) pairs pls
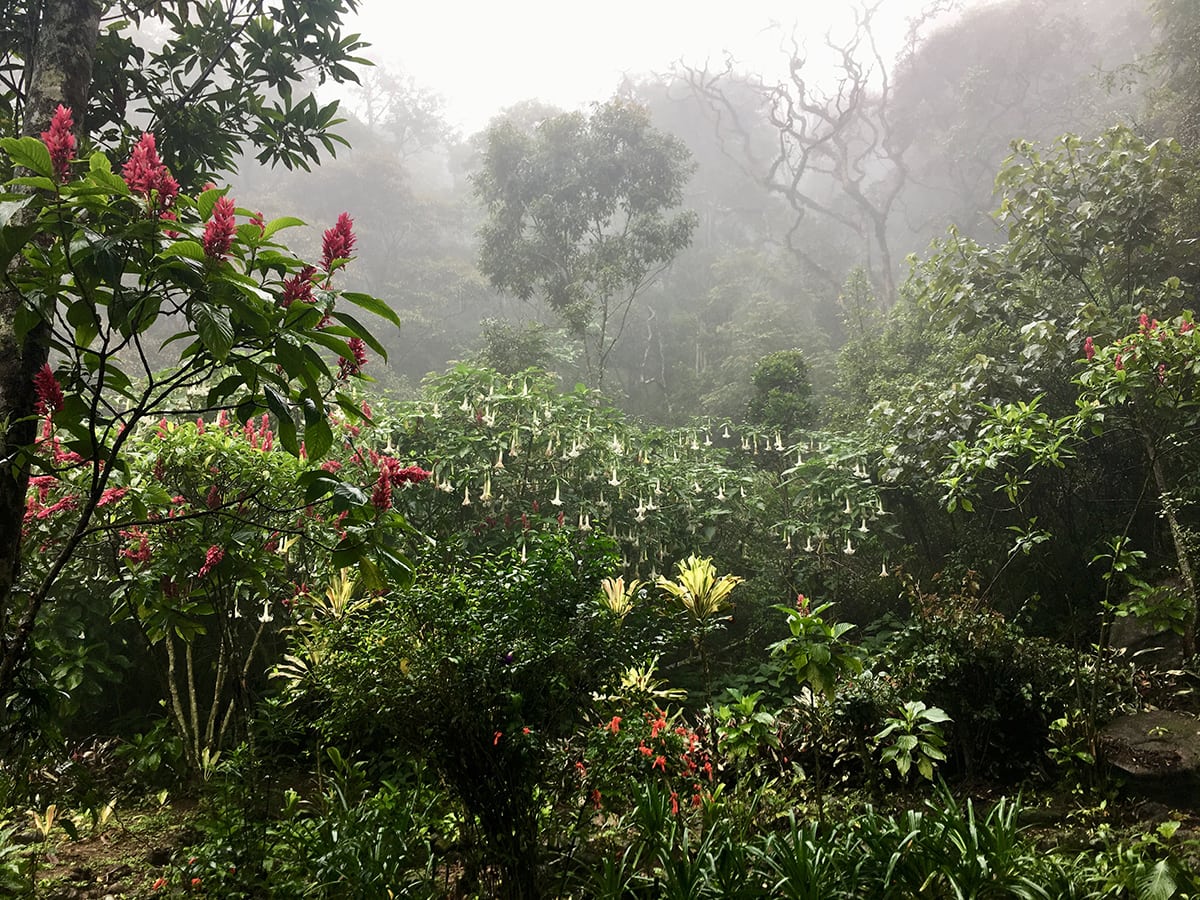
(843, 536), (855, 555)
(551, 483), (564, 506)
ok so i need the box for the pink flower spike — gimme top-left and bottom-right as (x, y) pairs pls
(1083, 336), (1094, 361)
(320, 212), (357, 273)
(337, 337), (368, 379)
(197, 545), (225, 579)
(40, 105), (76, 182)
(203, 196), (236, 260)
(33, 364), (64, 417)
(123, 133), (178, 209)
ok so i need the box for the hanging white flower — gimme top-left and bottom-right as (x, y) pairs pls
(462, 484), (471, 506)
(550, 482), (564, 507)
(843, 536), (855, 555)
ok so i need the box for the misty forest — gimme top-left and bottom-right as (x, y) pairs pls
(4, 0), (1200, 896)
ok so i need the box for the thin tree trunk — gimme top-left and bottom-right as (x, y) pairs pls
(0, 0), (102, 702)
(1143, 432), (1198, 655)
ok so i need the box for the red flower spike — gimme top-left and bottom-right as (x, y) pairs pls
(40, 105), (76, 182)
(203, 196), (236, 260)
(123, 133), (178, 209)
(33, 364), (64, 417)
(1083, 336), (1095, 361)
(321, 212), (357, 273)
(197, 545), (224, 578)
(280, 265), (317, 307)
(338, 337), (369, 379)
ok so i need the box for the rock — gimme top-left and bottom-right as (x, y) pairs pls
(1098, 710), (1200, 807)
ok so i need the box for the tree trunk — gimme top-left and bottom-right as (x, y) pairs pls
(0, 0), (101, 702)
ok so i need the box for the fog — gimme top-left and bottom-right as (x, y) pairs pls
(231, 0), (1158, 415)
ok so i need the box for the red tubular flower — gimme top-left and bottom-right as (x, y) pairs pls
(197, 545), (225, 578)
(320, 212), (357, 273)
(40, 105), (76, 182)
(251, 210), (265, 236)
(33, 364), (64, 417)
(120, 528), (151, 564)
(1139, 313), (1151, 333)
(608, 715), (621, 734)
(97, 487), (127, 507)
(1083, 336), (1095, 361)
(123, 133), (178, 208)
(337, 337), (369, 379)
(1114, 353), (1124, 371)
(203, 196), (236, 259)
(371, 473), (392, 511)
(280, 265), (317, 307)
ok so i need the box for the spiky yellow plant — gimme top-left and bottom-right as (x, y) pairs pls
(657, 555), (743, 623)
(599, 575), (644, 618)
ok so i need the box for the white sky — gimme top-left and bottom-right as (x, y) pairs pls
(344, 0), (963, 134)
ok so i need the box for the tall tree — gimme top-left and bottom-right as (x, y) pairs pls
(682, 2), (952, 305)
(474, 99), (697, 388)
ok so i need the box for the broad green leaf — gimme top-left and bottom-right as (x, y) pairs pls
(303, 413), (333, 461)
(160, 240), (206, 261)
(340, 291), (401, 327)
(193, 301), (234, 361)
(1, 137), (54, 178)
(263, 215), (306, 239)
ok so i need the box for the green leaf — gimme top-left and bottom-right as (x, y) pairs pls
(300, 471), (339, 504)
(0, 195), (32, 229)
(303, 414), (333, 462)
(192, 302), (234, 361)
(262, 215), (306, 239)
(1, 136), (54, 178)
(160, 240), (206, 261)
(340, 291), (401, 328)
(0, 222), (37, 270)
(332, 480), (368, 511)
